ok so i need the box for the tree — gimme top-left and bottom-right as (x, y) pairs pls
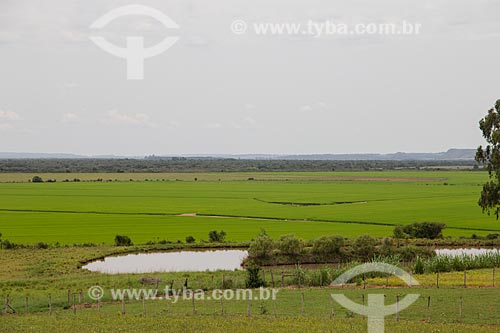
(476, 99), (500, 218)
(393, 225), (406, 239)
(277, 234), (304, 256)
(401, 222), (446, 239)
(32, 176), (43, 183)
(352, 235), (377, 259)
(248, 231), (275, 260)
(185, 235), (196, 243)
(114, 235), (133, 246)
(208, 230), (226, 243)
(311, 235), (344, 260)
(245, 261), (265, 288)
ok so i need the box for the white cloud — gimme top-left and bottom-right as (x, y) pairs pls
(103, 110), (157, 127)
(62, 112), (80, 123)
(299, 102), (327, 113)
(299, 105), (313, 113)
(203, 122), (223, 129)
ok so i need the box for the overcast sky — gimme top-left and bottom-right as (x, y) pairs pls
(1, 0), (499, 156)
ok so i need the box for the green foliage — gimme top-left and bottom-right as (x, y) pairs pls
(185, 236), (196, 243)
(114, 235), (133, 246)
(393, 225), (406, 239)
(208, 230), (226, 243)
(311, 235), (344, 260)
(245, 261), (265, 288)
(31, 176), (43, 183)
(248, 231), (275, 260)
(476, 99), (500, 218)
(413, 252), (500, 274)
(352, 235), (377, 259)
(278, 234), (304, 256)
(401, 222), (446, 239)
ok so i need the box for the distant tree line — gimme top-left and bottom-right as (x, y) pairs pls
(0, 158), (478, 173)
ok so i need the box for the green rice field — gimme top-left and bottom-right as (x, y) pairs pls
(0, 171), (496, 245)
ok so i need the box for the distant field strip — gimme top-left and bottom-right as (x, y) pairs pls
(0, 171), (496, 244)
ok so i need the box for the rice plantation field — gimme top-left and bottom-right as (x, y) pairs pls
(0, 171), (497, 245)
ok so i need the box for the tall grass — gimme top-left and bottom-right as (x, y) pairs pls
(414, 252), (500, 274)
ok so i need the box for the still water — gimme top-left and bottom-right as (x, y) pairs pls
(435, 248), (500, 257)
(82, 250), (248, 274)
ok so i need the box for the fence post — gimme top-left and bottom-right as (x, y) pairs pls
(494, 267), (496, 287)
(301, 292), (305, 316)
(220, 297), (224, 315)
(360, 294), (365, 317)
(4, 295), (8, 314)
(67, 289), (71, 307)
(247, 298), (251, 316)
(49, 295), (52, 316)
(271, 270), (275, 288)
(426, 296), (431, 322)
(73, 294), (77, 315)
(281, 271), (284, 288)
(363, 273), (366, 289)
(191, 291), (196, 315)
(79, 290), (83, 304)
(166, 296), (170, 315)
(142, 295), (146, 317)
(396, 295), (399, 322)
(410, 269), (413, 288)
(459, 296), (463, 323)
(330, 296), (335, 319)
(262, 270), (266, 285)
(273, 297), (277, 318)
(222, 274), (225, 289)
(25, 296), (29, 314)
(298, 270), (301, 289)
(436, 272), (439, 289)
(121, 296), (126, 315)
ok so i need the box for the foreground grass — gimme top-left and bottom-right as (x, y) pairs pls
(2, 315), (499, 333)
(2, 247), (500, 328)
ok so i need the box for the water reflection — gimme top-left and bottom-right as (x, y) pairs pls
(83, 250), (248, 274)
(435, 248), (500, 257)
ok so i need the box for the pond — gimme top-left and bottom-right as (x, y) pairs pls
(435, 248), (500, 257)
(82, 250), (248, 274)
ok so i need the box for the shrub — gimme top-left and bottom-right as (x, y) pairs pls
(248, 232), (275, 260)
(185, 236), (196, 243)
(2, 239), (15, 250)
(402, 222), (446, 239)
(245, 261), (265, 288)
(114, 235), (133, 246)
(278, 234), (304, 256)
(352, 235), (377, 259)
(311, 235), (344, 260)
(393, 225), (406, 239)
(35, 242), (49, 249)
(208, 230), (226, 243)
(31, 176), (43, 183)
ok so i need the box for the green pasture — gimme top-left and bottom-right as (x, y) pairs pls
(0, 171), (497, 245)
